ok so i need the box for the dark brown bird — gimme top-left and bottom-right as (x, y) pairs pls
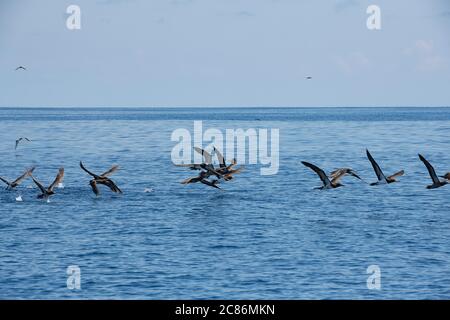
(80, 161), (122, 196)
(175, 147), (223, 179)
(31, 168), (64, 200)
(15, 137), (31, 150)
(418, 154), (448, 189)
(181, 171), (221, 189)
(213, 147), (243, 181)
(302, 161), (346, 189)
(0, 167), (35, 190)
(366, 149), (404, 186)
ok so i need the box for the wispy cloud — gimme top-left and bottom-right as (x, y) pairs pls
(404, 40), (448, 72)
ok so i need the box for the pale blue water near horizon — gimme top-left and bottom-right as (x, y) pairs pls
(1, 107), (450, 299)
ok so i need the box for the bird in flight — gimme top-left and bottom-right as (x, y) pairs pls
(181, 171), (221, 189)
(15, 66), (27, 71)
(79, 161), (122, 196)
(0, 167), (35, 190)
(31, 168), (65, 200)
(305, 76), (312, 80)
(15, 137), (32, 150)
(175, 147), (223, 179)
(302, 161), (359, 190)
(366, 149), (404, 186)
(418, 154), (448, 189)
(212, 147), (244, 181)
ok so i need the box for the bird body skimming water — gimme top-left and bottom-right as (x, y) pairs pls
(418, 154), (448, 189)
(302, 161), (359, 189)
(80, 161), (122, 196)
(0, 167), (35, 190)
(181, 171), (221, 189)
(366, 149), (404, 186)
(31, 168), (65, 200)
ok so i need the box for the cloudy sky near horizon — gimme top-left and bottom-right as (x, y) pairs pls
(0, 0), (449, 107)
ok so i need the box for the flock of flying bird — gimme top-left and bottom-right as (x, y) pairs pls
(1, 136), (123, 201)
(3, 136), (450, 203)
(175, 146), (244, 189)
(302, 149), (450, 190)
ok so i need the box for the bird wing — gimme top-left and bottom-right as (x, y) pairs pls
(330, 169), (348, 184)
(48, 168), (64, 191)
(79, 161), (99, 178)
(97, 179), (122, 193)
(418, 154), (440, 184)
(175, 164), (203, 170)
(387, 170), (405, 180)
(213, 147), (226, 168)
(0, 177), (11, 186)
(100, 165), (119, 178)
(89, 180), (100, 196)
(200, 179), (221, 189)
(366, 149), (387, 182)
(194, 147), (212, 164)
(229, 166), (244, 175)
(330, 168), (347, 180)
(11, 166), (36, 185)
(301, 161), (332, 188)
(15, 139), (21, 150)
(31, 176), (47, 194)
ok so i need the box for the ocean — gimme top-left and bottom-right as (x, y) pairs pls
(1, 107), (450, 299)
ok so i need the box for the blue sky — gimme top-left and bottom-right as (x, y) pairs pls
(0, 0), (449, 107)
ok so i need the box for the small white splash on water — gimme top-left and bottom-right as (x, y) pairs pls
(46, 198), (51, 203)
(57, 183), (65, 189)
(26, 185), (34, 189)
(144, 188), (154, 193)
(15, 195), (23, 202)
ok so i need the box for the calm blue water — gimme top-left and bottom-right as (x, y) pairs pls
(1, 107), (450, 299)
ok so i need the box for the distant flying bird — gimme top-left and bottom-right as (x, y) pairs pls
(15, 66), (27, 71)
(0, 167), (35, 190)
(366, 149), (404, 186)
(418, 154), (448, 189)
(302, 161), (346, 189)
(31, 168), (65, 200)
(79, 161), (122, 196)
(15, 137), (31, 150)
(305, 76), (312, 80)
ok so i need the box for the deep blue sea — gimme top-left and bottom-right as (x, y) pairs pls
(1, 107), (450, 299)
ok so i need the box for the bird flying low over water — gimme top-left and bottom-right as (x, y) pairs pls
(366, 149), (404, 186)
(15, 137), (31, 150)
(212, 147), (244, 181)
(79, 161), (122, 196)
(15, 66), (27, 71)
(31, 168), (65, 200)
(418, 154), (448, 189)
(302, 161), (353, 189)
(175, 147), (223, 178)
(181, 171), (221, 189)
(0, 167), (35, 190)
(176, 146), (244, 190)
